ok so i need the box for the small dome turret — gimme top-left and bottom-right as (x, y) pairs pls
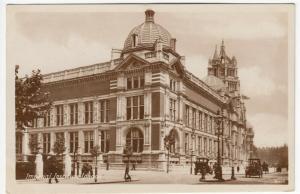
(123, 10), (173, 53)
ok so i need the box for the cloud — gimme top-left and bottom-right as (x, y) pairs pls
(239, 66), (286, 97)
(248, 113), (288, 147)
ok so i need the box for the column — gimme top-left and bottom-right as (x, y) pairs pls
(78, 101), (84, 125)
(49, 132), (55, 154)
(78, 130), (84, 155)
(93, 100), (99, 123)
(50, 107), (56, 127)
(64, 153), (72, 177)
(63, 104), (69, 126)
(37, 132), (43, 153)
(64, 131), (69, 153)
(22, 129), (30, 161)
(35, 152), (43, 177)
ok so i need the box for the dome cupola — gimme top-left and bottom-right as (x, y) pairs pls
(123, 9), (174, 53)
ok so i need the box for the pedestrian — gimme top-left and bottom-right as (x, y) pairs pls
(106, 161), (109, 170)
(124, 162), (131, 182)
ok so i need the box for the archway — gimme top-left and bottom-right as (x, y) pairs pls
(125, 128), (144, 153)
(169, 129), (180, 154)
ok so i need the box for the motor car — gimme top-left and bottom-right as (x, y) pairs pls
(194, 157), (212, 175)
(245, 158), (263, 178)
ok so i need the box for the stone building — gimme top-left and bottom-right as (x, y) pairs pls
(16, 9), (254, 175)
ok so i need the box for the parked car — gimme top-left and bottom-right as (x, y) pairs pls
(194, 157), (212, 175)
(245, 158), (263, 178)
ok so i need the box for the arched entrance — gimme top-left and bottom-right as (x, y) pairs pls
(168, 129), (180, 154)
(125, 128), (144, 153)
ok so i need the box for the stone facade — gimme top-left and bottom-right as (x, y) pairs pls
(16, 9), (254, 175)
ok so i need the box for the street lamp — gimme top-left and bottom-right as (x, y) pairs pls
(190, 129), (195, 175)
(215, 110), (224, 181)
(91, 145), (101, 183)
(73, 146), (80, 176)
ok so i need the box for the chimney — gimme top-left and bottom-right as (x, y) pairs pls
(145, 9), (155, 23)
(170, 38), (176, 51)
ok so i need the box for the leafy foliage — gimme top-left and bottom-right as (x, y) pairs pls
(15, 65), (52, 130)
(164, 133), (175, 150)
(90, 145), (101, 157)
(44, 156), (64, 175)
(253, 144), (288, 167)
(53, 136), (66, 155)
(16, 161), (36, 179)
(29, 134), (39, 154)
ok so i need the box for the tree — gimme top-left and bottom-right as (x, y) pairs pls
(52, 136), (66, 155)
(15, 65), (52, 130)
(91, 145), (101, 182)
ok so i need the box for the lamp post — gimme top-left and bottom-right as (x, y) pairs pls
(73, 146), (80, 176)
(91, 145), (101, 183)
(164, 134), (175, 174)
(190, 130), (195, 175)
(215, 110), (224, 181)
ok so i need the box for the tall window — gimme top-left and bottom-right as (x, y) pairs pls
(126, 128), (143, 153)
(69, 132), (78, 153)
(170, 79), (176, 91)
(169, 98), (176, 121)
(16, 133), (22, 154)
(70, 103), (78, 125)
(126, 96), (144, 120)
(198, 136), (202, 155)
(184, 133), (189, 154)
(29, 134), (38, 154)
(192, 108), (196, 129)
(101, 131), (110, 153)
(56, 105), (64, 126)
(204, 114), (207, 132)
(204, 138), (207, 156)
(99, 99), (110, 123)
(43, 133), (51, 154)
(32, 118), (38, 128)
(185, 105), (190, 126)
(43, 111), (51, 127)
(127, 76), (145, 89)
(84, 131), (94, 153)
(84, 101), (93, 124)
(198, 111), (202, 131)
(209, 139), (212, 155)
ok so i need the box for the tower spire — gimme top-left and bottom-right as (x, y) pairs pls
(213, 45), (218, 59)
(220, 39), (226, 58)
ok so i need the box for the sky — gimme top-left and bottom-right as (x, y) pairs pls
(7, 4), (293, 147)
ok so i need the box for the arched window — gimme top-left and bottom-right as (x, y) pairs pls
(126, 128), (144, 153)
(169, 129), (179, 154)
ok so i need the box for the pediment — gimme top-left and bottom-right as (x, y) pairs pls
(114, 54), (149, 71)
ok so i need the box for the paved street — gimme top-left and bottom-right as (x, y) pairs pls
(18, 170), (288, 185)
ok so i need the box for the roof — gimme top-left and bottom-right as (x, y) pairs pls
(123, 9), (172, 51)
(202, 75), (226, 91)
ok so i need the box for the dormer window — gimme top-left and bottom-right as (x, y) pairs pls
(132, 34), (138, 47)
(170, 79), (176, 92)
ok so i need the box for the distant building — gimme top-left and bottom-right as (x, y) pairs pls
(16, 9), (254, 174)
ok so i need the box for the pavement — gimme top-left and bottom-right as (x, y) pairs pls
(18, 169), (288, 185)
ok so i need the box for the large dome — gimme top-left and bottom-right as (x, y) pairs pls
(123, 10), (173, 51)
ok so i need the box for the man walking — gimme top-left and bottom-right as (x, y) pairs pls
(124, 162), (131, 182)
